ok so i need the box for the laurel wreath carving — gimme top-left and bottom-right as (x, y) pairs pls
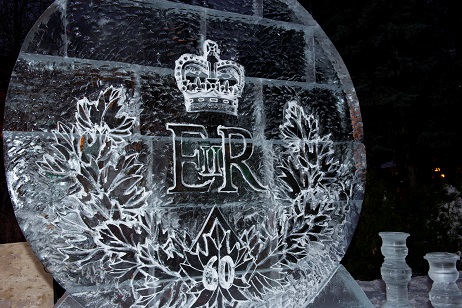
(38, 87), (351, 307)
(277, 100), (350, 264)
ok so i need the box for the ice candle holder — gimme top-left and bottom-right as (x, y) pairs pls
(379, 232), (412, 308)
(424, 252), (462, 307)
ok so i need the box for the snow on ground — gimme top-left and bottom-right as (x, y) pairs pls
(357, 273), (462, 307)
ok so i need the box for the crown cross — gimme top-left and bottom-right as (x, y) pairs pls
(174, 40), (245, 116)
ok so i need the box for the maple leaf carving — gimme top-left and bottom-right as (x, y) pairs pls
(277, 100), (349, 264)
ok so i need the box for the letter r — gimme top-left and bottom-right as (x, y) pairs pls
(217, 126), (267, 193)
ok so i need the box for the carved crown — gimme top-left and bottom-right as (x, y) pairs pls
(174, 40), (245, 116)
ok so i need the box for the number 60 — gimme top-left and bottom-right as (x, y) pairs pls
(202, 255), (235, 291)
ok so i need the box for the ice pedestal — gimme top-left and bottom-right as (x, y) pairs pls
(54, 293), (84, 308)
(54, 265), (374, 308)
(308, 265), (374, 308)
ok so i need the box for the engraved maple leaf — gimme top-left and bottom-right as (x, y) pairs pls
(37, 86), (149, 288)
(277, 100), (346, 264)
(239, 225), (287, 300)
(75, 86), (136, 144)
(181, 208), (254, 307)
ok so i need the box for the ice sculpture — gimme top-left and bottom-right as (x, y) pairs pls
(425, 252), (462, 307)
(3, 0), (367, 307)
(379, 232), (412, 307)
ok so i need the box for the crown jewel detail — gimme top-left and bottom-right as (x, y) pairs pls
(174, 40), (245, 116)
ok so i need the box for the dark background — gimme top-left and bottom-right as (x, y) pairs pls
(1, 0), (461, 280)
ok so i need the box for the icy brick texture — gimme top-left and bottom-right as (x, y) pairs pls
(4, 0), (365, 307)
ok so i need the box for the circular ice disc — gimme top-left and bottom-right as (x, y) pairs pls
(4, 0), (366, 306)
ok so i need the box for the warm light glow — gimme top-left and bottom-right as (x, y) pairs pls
(440, 174), (446, 178)
(434, 167), (441, 172)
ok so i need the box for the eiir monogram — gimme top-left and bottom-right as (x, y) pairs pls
(167, 123), (267, 193)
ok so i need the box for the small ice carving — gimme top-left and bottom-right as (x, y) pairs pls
(425, 252), (462, 307)
(379, 232), (412, 308)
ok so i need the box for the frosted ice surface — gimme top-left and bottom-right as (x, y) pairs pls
(3, 0), (366, 307)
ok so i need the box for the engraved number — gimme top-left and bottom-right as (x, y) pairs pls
(202, 255), (235, 290)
